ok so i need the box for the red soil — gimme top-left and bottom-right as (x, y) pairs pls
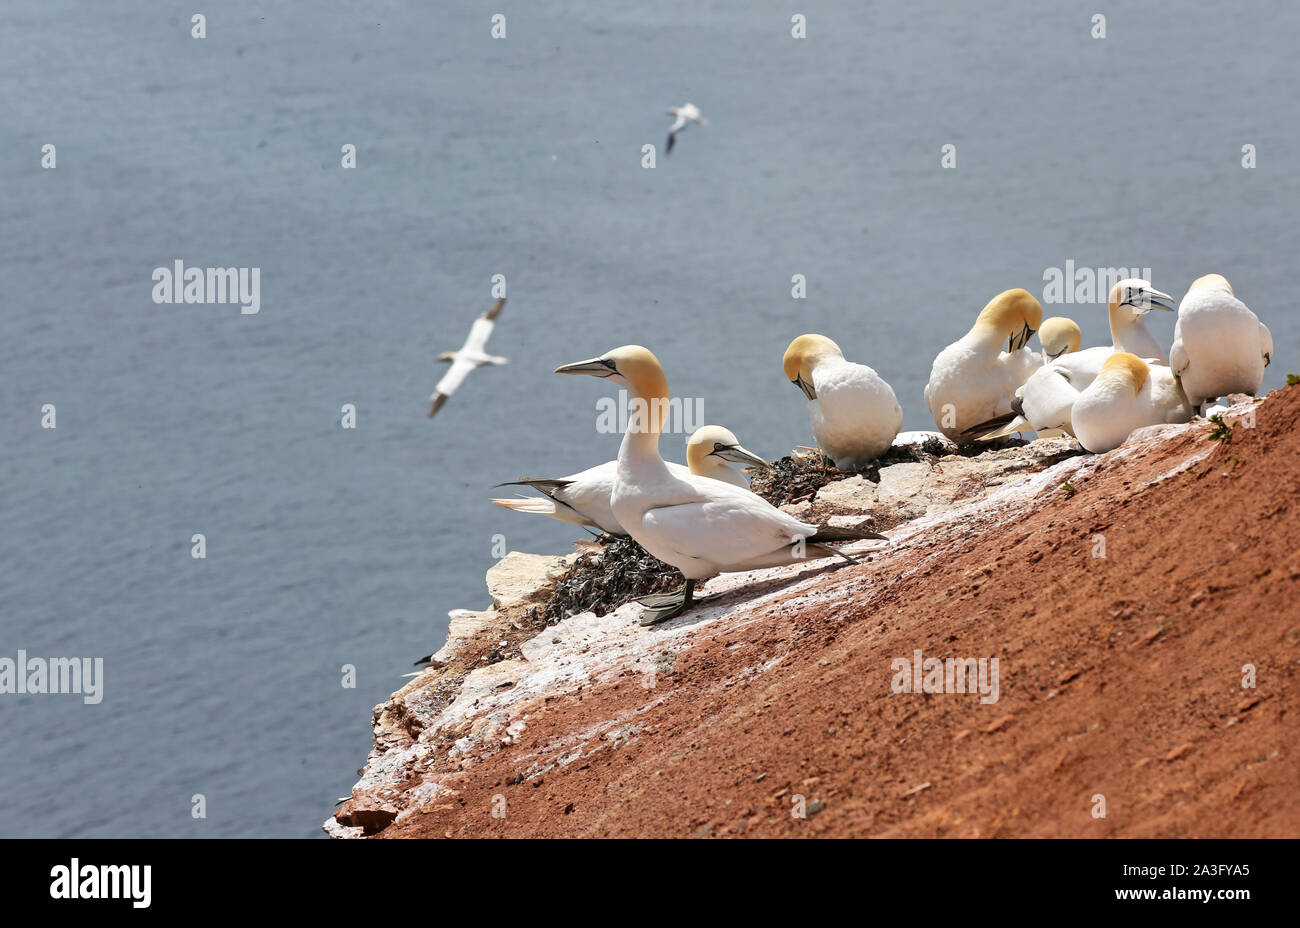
(382, 387), (1300, 837)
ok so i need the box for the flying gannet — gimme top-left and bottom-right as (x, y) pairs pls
(428, 298), (508, 420)
(665, 103), (706, 154)
(924, 288), (1043, 442)
(555, 346), (886, 623)
(1170, 274), (1273, 411)
(965, 280), (1175, 441)
(490, 424), (769, 535)
(1072, 353), (1194, 453)
(782, 334), (903, 468)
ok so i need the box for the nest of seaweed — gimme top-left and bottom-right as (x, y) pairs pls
(528, 535), (683, 627)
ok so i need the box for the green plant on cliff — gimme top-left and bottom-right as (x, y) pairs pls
(1287, 373), (1299, 386)
(1208, 414), (1232, 442)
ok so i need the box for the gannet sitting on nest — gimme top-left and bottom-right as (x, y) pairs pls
(1038, 316), (1082, 363)
(1170, 274), (1273, 411)
(555, 346), (886, 624)
(491, 425), (769, 535)
(924, 288), (1043, 442)
(965, 280), (1175, 441)
(781, 334), (903, 468)
(428, 298), (508, 419)
(665, 103), (707, 154)
(1072, 353), (1194, 453)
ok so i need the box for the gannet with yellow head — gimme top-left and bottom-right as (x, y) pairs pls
(1072, 353), (1193, 453)
(490, 424), (769, 534)
(924, 288), (1043, 441)
(1170, 274), (1273, 410)
(1038, 316), (1082, 363)
(556, 346), (886, 623)
(781, 334), (903, 468)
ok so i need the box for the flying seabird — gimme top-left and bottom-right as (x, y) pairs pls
(428, 298), (508, 420)
(665, 103), (706, 154)
(555, 346), (886, 624)
(490, 425), (769, 535)
(782, 334), (903, 468)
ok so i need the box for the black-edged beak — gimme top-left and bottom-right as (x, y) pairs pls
(555, 356), (618, 377)
(792, 374), (817, 400)
(1009, 322), (1035, 352)
(712, 443), (770, 469)
(1123, 287), (1176, 314)
(1044, 346), (1068, 362)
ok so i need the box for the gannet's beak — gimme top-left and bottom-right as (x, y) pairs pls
(713, 444), (770, 469)
(1009, 323), (1034, 352)
(793, 374), (817, 400)
(555, 357), (617, 377)
(1124, 287), (1176, 313)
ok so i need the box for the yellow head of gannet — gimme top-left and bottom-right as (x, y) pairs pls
(1038, 316), (1082, 362)
(1097, 352), (1150, 394)
(1189, 273), (1234, 295)
(782, 334), (843, 399)
(970, 288), (1043, 351)
(556, 345), (670, 428)
(685, 425), (769, 485)
(1107, 278), (1176, 318)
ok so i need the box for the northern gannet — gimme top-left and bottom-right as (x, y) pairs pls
(490, 425), (769, 535)
(428, 298), (508, 419)
(1072, 353), (1194, 453)
(924, 288), (1043, 441)
(555, 346), (885, 623)
(1170, 274), (1273, 410)
(782, 334), (903, 468)
(1038, 316), (1082, 363)
(966, 280), (1174, 440)
(665, 103), (706, 154)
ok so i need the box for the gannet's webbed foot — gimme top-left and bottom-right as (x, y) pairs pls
(636, 579), (702, 626)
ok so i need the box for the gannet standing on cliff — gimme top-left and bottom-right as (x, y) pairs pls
(428, 298), (508, 420)
(1170, 274), (1273, 411)
(555, 346), (885, 623)
(1072, 353), (1194, 453)
(1038, 317), (1082, 363)
(665, 103), (706, 154)
(924, 288), (1042, 441)
(781, 334), (903, 468)
(491, 425), (769, 535)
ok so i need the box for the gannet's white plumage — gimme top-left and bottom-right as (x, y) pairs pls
(1170, 274), (1272, 408)
(428, 298), (508, 419)
(782, 334), (903, 468)
(490, 425), (769, 534)
(924, 288), (1043, 441)
(665, 103), (706, 154)
(1072, 353), (1194, 453)
(555, 346), (884, 623)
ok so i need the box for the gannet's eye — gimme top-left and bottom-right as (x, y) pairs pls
(600, 358), (618, 372)
(713, 442), (728, 453)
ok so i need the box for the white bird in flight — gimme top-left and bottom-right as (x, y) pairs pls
(428, 298), (508, 420)
(665, 103), (707, 154)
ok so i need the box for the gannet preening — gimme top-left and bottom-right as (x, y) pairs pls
(1170, 274), (1273, 410)
(924, 288), (1043, 442)
(781, 334), (903, 468)
(1072, 353), (1194, 453)
(964, 280), (1175, 441)
(555, 346), (886, 624)
(428, 298), (508, 420)
(1038, 316), (1082, 363)
(665, 103), (706, 154)
(490, 425), (769, 535)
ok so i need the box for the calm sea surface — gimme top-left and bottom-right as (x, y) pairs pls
(2, 1), (1295, 836)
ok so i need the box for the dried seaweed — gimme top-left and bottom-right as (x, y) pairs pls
(529, 535), (683, 627)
